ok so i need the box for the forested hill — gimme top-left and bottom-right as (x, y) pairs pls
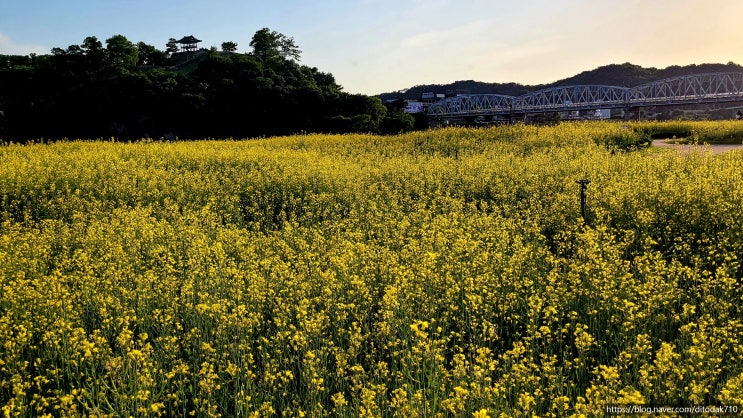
(378, 62), (743, 101)
(0, 29), (411, 142)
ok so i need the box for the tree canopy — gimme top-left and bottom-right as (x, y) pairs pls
(249, 28), (302, 62)
(221, 41), (238, 53)
(105, 35), (138, 69)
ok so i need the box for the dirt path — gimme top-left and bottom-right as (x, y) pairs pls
(651, 140), (743, 155)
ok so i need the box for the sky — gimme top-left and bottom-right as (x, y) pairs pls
(1, 0), (741, 95)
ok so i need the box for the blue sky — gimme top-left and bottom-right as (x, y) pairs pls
(1, 0), (741, 94)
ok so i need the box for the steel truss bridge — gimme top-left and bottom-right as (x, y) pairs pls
(427, 72), (743, 120)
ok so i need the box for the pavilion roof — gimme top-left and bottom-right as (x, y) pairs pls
(177, 35), (202, 44)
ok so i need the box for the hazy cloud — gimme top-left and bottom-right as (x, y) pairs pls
(0, 33), (49, 55)
(401, 18), (497, 49)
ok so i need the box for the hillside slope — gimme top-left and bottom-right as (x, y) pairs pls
(378, 62), (743, 101)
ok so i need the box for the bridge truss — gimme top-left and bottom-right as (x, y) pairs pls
(427, 72), (743, 119)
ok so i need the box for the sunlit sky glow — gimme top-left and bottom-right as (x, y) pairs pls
(1, 0), (740, 94)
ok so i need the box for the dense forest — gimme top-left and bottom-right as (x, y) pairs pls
(0, 29), (416, 142)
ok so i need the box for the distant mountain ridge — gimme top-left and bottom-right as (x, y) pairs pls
(377, 62), (743, 101)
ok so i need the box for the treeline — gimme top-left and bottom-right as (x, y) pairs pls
(0, 29), (419, 142)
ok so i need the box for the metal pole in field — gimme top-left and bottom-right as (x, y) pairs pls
(576, 179), (590, 224)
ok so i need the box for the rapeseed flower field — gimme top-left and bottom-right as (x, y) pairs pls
(1, 121), (742, 416)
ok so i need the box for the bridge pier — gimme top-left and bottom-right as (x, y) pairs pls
(509, 113), (526, 124)
(625, 107), (644, 121)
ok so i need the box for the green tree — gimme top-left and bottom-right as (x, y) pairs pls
(380, 111), (415, 134)
(166, 38), (179, 55)
(136, 42), (166, 66)
(66, 44), (83, 56)
(105, 35), (138, 69)
(82, 36), (103, 52)
(249, 28), (301, 62)
(380, 98), (416, 134)
(221, 41), (238, 53)
(332, 94), (387, 133)
(81, 36), (105, 69)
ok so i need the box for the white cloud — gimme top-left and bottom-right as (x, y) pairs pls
(0, 33), (49, 55)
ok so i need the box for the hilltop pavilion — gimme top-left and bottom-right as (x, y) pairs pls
(176, 35), (202, 53)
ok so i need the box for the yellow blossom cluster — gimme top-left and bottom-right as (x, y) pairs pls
(1, 120), (742, 416)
